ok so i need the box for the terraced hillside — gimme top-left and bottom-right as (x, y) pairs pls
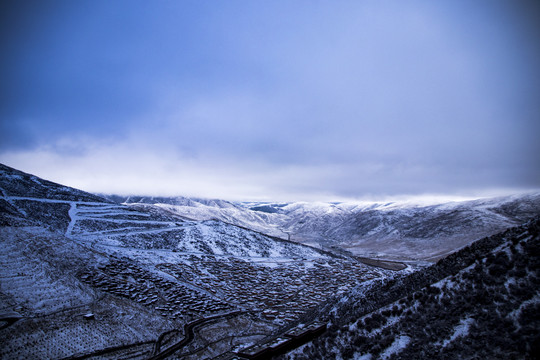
(0, 163), (392, 359)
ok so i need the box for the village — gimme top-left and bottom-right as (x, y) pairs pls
(79, 258), (234, 322)
(79, 254), (382, 326)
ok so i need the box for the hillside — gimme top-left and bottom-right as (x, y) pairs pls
(3, 163), (539, 359)
(0, 163), (390, 359)
(108, 193), (540, 261)
(102, 194), (289, 239)
(281, 217), (540, 359)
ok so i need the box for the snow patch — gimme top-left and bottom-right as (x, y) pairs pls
(440, 317), (474, 348)
(380, 335), (410, 359)
(353, 353), (372, 360)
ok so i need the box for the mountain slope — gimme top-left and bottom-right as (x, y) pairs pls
(103, 194), (289, 238)
(109, 193), (540, 261)
(329, 195), (540, 260)
(281, 217), (540, 359)
(0, 164), (323, 258)
(0, 163), (388, 359)
(0, 163), (110, 231)
(0, 163), (107, 203)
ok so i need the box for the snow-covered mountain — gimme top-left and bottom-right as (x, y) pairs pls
(102, 194), (290, 239)
(0, 164), (324, 259)
(108, 192), (540, 261)
(2, 163), (539, 359)
(281, 216), (540, 359)
(0, 163), (390, 359)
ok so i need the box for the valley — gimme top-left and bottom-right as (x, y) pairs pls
(110, 193), (540, 261)
(0, 164), (393, 359)
(1, 163), (539, 359)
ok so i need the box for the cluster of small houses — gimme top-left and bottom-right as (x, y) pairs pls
(158, 255), (377, 323)
(79, 254), (377, 326)
(78, 259), (232, 319)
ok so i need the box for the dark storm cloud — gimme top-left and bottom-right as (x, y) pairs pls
(1, 0), (539, 200)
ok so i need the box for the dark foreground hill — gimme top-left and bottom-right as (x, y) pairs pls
(281, 217), (540, 359)
(0, 163), (109, 230)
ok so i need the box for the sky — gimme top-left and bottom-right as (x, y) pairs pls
(1, 0), (539, 201)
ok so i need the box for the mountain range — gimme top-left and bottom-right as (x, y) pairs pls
(105, 192), (540, 261)
(0, 163), (389, 359)
(1, 163), (539, 359)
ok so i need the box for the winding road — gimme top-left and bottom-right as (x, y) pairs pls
(148, 310), (247, 360)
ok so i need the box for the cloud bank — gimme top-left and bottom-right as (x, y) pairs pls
(1, 1), (539, 201)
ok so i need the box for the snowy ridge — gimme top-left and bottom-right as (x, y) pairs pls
(0, 163), (326, 260)
(109, 192), (540, 261)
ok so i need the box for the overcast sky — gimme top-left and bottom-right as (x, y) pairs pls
(1, 0), (539, 201)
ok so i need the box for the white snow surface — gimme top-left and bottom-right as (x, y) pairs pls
(380, 335), (410, 359)
(111, 192), (540, 261)
(440, 317), (475, 348)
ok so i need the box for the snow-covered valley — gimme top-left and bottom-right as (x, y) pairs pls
(107, 192), (540, 261)
(1, 163), (539, 359)
(0, 164), (390, 359)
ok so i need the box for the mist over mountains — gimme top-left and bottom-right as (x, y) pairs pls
(105, 192), (540, 261)
(3, 1), (540, 358)
(1, 163), (539, 359)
